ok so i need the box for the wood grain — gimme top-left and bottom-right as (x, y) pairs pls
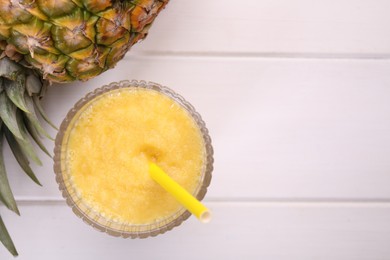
(4, 56), (390, 200)
(1, 202), (390, 260)
(133, 0), (390, 56)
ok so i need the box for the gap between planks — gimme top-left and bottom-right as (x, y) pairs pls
(126, 51), (390, 60)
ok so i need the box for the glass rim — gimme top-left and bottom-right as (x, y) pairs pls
(53, 80), (213, 238)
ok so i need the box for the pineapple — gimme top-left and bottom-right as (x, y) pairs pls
(0, 0), (169, 256)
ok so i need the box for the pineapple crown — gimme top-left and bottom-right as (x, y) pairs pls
(0, 54), (55, 257)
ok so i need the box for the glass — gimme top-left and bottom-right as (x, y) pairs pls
(53, 80), (213, 238)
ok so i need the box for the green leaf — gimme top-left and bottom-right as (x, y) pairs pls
(0, 92), (23, 140)
(4, 127), (42, 186)
(0, 215), (18, 257)
(0, 58), (21, 81)
(0, 78), (3, 93)
(25, 74), (42, 96)
(14, 110), (42, 166)
(24, 93), (53, 140)
(32, 95), (58, 130)
(23, 116), (52, 159)
(0, 124), (19, 215)
(4, 75), (30, 113)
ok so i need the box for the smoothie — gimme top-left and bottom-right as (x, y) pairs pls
(61, 87), (207, 228)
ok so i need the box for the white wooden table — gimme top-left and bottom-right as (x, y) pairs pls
(1, 1), (390, 259)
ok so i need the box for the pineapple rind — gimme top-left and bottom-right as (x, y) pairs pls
(0, 0), (169, 82)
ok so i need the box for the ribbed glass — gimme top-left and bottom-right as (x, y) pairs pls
(53, 80), (213, 238)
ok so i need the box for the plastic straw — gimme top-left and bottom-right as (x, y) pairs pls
(149, 163), (211, 223)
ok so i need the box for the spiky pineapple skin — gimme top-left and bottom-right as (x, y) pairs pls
(0, 0), (168, 82)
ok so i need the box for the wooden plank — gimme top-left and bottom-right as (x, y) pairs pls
(132, 0), (390, 55)
(1, 202), (390, 259)
(4, 56), (390, 200)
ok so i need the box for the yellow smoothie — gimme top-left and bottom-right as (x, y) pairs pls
(61, 88), (206, 225)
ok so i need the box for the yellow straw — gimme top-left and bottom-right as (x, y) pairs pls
(148, 163), (212, 223)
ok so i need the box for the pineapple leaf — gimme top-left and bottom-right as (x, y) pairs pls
(0, 124), (20, 215)
(25, 74), (42, 96)
(4, 127), (42, 186)
(4, 75), (30, 113)
(0, 58), (20, 81)
(0, 215), (18, 257)
(23, 116), (52, 159)
(32, 95), (58, 130)
(24, 93), (53, 140)
(0, 92), (23, 140)
(14, 110), (42, 166)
